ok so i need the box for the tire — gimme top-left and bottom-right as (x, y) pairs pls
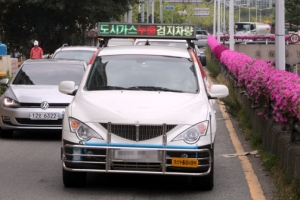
(63, 168), (86, 187)
(0, 129), (14, 138)
(200, 56), (206, 66)
(191, 148), (214, 191)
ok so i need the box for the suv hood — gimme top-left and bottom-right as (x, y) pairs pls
(72, 91), (209, 125)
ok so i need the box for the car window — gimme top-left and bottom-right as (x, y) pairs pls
(53, 50), (95, 63)
(196, 30), (207, 35)
(13, 63), (84, 85)
(108, 39), (135, 46)
(86, 55), (198, 93)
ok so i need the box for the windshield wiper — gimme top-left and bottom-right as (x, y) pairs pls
(88, 86), (127, 90)
(127, 86), (184, 93)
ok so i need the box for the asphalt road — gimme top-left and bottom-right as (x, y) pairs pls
(0, 101), (276, 200)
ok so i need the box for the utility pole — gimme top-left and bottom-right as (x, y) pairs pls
(256, 0), (257, 22)
(275, 0), (285, 70)
(249, 7), (250, 22)
(160, 0), (163, 23)
(218, 0), (221, 42)
(152, 0), (154, 23)
(128, 5), (132, 23)
(213, 0), (217, 36)
(223, 0), (226, 33)
(229, 0), (234, 50)
(147, 0), (149, 23)
(142, 0), (145, 22)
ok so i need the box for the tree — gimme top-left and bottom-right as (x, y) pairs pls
(285, 0), (300, 30)
(0, 0), (139, 58)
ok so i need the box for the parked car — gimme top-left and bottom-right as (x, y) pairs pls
(194, 30), (209, 49)
(196, 30), (210, 36)
(52, 44), (98, 65)
(0, 59), (87, 138)
(59, 22), (229, 190)
(194, 34), (208, 49)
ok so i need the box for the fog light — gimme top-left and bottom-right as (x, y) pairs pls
(181, 153), (188, 158)
(1, 116), (10, 121)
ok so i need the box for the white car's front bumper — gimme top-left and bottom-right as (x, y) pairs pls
(0, 106), (66, 130)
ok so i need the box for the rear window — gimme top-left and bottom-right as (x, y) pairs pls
(136, 41), (187, 48)
(196, 30), (208, 35)
(13, 63), (84, 85)
(86, 55), (199, 93)
(53, 50), (95, 63)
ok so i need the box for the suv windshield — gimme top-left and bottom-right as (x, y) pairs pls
(86, 55), (198, 93)
(13, 63), (84, 85)
(53, 50), (95, 63)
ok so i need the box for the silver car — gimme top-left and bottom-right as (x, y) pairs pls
(0, 59), (86, 138)
(52, 45), (98, 64)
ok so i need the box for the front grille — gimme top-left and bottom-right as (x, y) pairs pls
(100, 123), (177, 141)
(19, 103), (69, 108)
(16, 118), (62, 125)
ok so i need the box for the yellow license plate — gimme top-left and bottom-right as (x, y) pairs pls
(172, 157), (198, 168)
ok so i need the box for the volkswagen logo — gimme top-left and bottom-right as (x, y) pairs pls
(41, 101), (49, 110)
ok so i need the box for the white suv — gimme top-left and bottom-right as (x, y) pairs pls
(58, 23), (228, 190)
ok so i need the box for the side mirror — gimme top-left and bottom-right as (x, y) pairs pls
(208, 85), (229, 99)
(0, 78), (9, 86)
(59, 81), (76, 95)
(199, 55), (206, 66)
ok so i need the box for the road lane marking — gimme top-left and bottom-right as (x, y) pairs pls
(218, 100), (266, 200)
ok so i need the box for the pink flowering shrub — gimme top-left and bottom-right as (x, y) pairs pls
(213, 45), (228, 60)
(220, 50), (253, 79)
(238, 60), (275, 103)
(208, 36), (220, 51)
(266, 70), (300, 122)
(207, 36), (228, 60)
(208, 35), (300, 123)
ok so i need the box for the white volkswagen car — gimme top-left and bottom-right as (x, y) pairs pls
(59, 23), (228, 190)
(0, 59), (86, 138)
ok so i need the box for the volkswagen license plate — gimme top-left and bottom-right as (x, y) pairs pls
(29, 113), (59, 120)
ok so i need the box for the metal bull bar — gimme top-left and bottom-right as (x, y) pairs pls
(62, 123), (212, 176)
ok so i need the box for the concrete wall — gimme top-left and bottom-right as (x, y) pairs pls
(0, 55), (18, 77)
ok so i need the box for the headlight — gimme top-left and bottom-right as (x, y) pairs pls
(3, 97), (20, 108)
(69, 118), (103, 141)
(172, 121), (209, 144)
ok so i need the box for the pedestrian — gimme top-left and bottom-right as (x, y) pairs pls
(30, 40), (43, 59)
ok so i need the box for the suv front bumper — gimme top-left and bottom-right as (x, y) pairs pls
(62, 141), (213, 176)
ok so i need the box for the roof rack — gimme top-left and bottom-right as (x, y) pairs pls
(97, 22), (196, 48)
